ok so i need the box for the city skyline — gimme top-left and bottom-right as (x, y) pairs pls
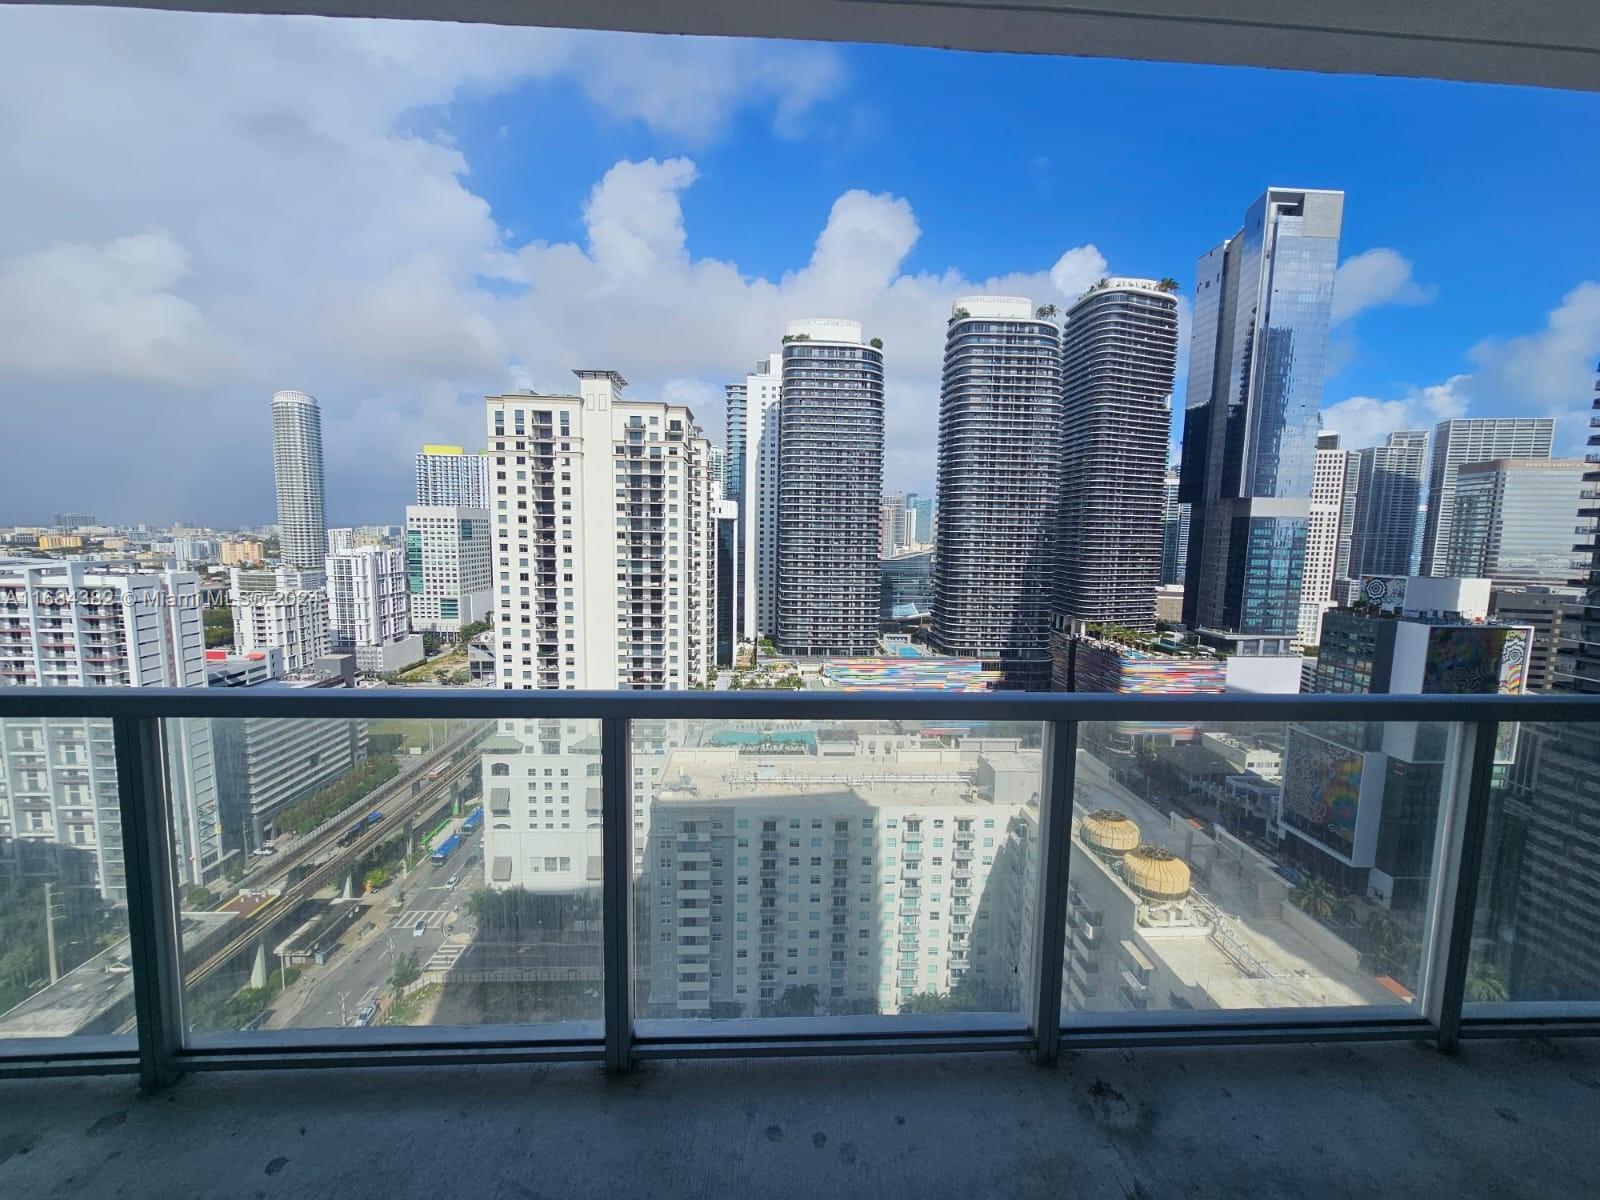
(2, 6), (1599, 528)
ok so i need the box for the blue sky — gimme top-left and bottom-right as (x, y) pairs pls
(1, 10), (1597, 524)
(454, 45), (1599, 447)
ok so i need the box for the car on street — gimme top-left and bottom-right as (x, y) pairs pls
(354, 1004), (378, 1027)
(412, 918), (426, 937)
(105, 957), (131, 975)
(445, 874), (460, 890)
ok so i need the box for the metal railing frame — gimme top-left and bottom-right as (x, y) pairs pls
(2, 686), (1598, 1084)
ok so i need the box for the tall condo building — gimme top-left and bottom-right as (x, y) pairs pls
(1178, 188), (1343, 656)
(1478, 363), (1600, 1001)
(1348, 430), (1428, 577)
(776, 320), (884, 657)
(231, 565), (331, 671)
(270, 389), (327, 582)
(415, 444), (491, 508)
(930, 296), (1062, 689)
(0, 561), (221, 896)
(1051, 279), (1179, 689)
(724, 383), (747, 503)
(403, 505), (492, 635)
(1445, 458), (1590, 585)
(486, 371), (715, 689)
(1159, 469), (1190, 586)
(740, 357), (783, 641)
(1298, 432), (1351, 648)
(325, 544), (422, 673)
(1418, 417), (1555, 576)
(880, 491), (908, 555)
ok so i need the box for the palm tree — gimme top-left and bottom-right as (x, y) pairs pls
(1156, 277), (1180, 292)
(1465, 961), (1510, 1003)
(1035, 303), (1058, 320)
(1290, 876), (1338, 921)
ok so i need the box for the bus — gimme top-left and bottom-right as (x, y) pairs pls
(460, 807), (483, 834)
(430, 833), (462, 865)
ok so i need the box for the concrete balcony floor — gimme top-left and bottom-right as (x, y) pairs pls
(3, 1038), (1597, 1199)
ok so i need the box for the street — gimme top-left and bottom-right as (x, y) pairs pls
(269, 822), (485, 1029)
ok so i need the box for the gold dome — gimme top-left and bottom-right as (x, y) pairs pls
(1123, 844), (1191, 901)
(1081, 808), (1141, 855)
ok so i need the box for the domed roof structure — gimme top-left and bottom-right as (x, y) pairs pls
(1122, 844), (1192, 901)
(1081, 809), (1141, 855)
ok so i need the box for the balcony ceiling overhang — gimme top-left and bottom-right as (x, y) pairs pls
(15, 0), (1600, 92)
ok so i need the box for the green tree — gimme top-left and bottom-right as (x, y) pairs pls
(391, 951), (421, 990)
(184, 886), (213, 910)
(1290, 876), (1339, 921)
(1035, 303), (1058, 320)
(1156, 277), (1181, 292)
(769, 984), (818, 1017)
(202, 605), (233, 649)
(1465, 961), (1510, 1003)
(364, 866), (391, 892)
(868, 336), (883, 349)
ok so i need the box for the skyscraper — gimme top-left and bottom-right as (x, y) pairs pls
(1445, 458), (1590, 585)
(271, 389), (327, 582)
(1052, 279), (1178, 665)
(487, 371), (715, 689)
(879, 490), (907, 555)
(741, 357), (782, 640)
(724, 383), (746, 504)
(934, 297), (1062, 688)
(776, 319), (883, 657)
(1299, 432), (1350, 648)
(1418, 417), (1555, 576)
(1178, 188), (1343, 656)
(415, 444), (491, 508)
(1159, 468), (1189, 586)
(904, 493), (935, 546)
(1348, 430), (1428, 578)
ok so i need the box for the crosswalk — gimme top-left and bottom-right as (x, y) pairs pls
(424, 943), (468, 973)
(392, 908), (452, 931)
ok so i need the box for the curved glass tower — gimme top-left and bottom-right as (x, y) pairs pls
(931, 296), (1061, 689)
(271, 389), (327, 582)
(1178, 188), (1343, 652)
(776, 319), (883, 657)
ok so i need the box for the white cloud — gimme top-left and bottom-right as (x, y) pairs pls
(1324, 280), (1600, 451)
(1332, 247), (1436, 324)
(0, 7), (846, 523)
(0, 229), (248, 383)
(491, 165), (1111, 499)
(1322, 376), (1468, 449)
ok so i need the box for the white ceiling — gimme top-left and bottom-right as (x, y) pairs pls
(16, 0), (1600, 91)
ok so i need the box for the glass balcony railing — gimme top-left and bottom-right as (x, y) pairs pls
(0, 686), (1596, 1087)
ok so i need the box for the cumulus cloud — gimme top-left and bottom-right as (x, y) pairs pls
(0, 229), (248, 383)
(1332, 247), (1436, 324)
(0, 7), (846, 523)
(1323, 281), (1600, 450)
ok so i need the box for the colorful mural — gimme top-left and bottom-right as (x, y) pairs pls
(1281, 729), (1364, 858)
(820, 657), (1000, 692)
(1421, 626), (1530, 695)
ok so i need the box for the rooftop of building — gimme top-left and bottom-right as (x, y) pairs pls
(1073, 754), (1393, 1010)
(653, 741), (1037, 809)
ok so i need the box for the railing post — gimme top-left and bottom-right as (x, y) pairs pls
(1423, 719), (1498, 1054)
(600, 716), (635, 1073)
(112, 714), (185, 1092)
(1030, 719), (1077, 1066)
